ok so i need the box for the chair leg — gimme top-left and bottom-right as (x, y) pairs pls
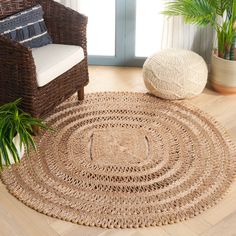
(32, 125), (40, 136)
(32, 114), (40, 136)
(78, 87), (84, 101)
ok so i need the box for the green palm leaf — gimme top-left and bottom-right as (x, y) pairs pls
(162, 0), (217, 27)
(163, 0), (236, 59)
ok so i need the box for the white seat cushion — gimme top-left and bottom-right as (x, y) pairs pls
(32, 44), (85, 87)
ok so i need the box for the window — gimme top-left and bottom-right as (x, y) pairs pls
(79, 0), (165, 66)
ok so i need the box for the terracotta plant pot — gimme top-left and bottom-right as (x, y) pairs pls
(210, 53), (236, 94)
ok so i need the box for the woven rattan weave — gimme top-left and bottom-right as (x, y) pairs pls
(0, 0), (89, 118)
(1, 92), (236, 228)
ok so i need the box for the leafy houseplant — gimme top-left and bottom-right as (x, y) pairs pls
(162, 0), (236, 94)
(162, 0), (236, 59)
(0, 99), (49, 169)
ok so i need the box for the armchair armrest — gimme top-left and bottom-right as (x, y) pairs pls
(0, 35), (38, 107)
(0, 35), (33, 61)
(38, 0), (88, 56)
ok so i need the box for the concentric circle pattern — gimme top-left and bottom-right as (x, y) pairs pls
(1, 92), (236, 228)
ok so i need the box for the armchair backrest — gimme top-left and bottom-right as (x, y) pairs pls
(0, 0), (36, 19)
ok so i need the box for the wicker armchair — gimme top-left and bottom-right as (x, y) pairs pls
(0, 0), (89, 118)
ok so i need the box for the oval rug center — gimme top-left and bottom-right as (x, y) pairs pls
(90, 128), (149, 164)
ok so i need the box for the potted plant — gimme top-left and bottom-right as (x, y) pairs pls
(0, 99), (49, 169)
(162, 0), (236, 94)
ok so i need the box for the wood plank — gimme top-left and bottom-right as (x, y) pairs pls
(183, 218), (212, 235)
(201, 211), (236, 236)
(161, 223), (199, 236)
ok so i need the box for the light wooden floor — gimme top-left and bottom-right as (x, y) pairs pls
(1, 66), (236, 236)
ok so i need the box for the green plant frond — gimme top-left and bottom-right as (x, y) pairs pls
(163, 0), (236, 59)
(210, 0), (233, 17)
(0, 98), (50, 169)
(9, 126), (15, 143)
(162, 0), (217, 27)
(0, 120), (11, 139)
(5, 138), (20, 163)
(26, 131), (37, 151)
(1, 140), (11, 166)
(18, 127), (30, 155)
(0, 111), (13, 116)
(0, 149), (2, 170)
(0, 143), (6, 169)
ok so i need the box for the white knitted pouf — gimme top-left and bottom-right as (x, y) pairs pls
(143, 49), (208, 99)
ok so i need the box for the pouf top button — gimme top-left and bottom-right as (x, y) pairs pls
(143, 49), (208, 100)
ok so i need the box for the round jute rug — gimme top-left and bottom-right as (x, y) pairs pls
(1, 92), (236, 228)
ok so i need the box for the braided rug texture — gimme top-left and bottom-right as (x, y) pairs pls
(1, 92), (236, 228)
